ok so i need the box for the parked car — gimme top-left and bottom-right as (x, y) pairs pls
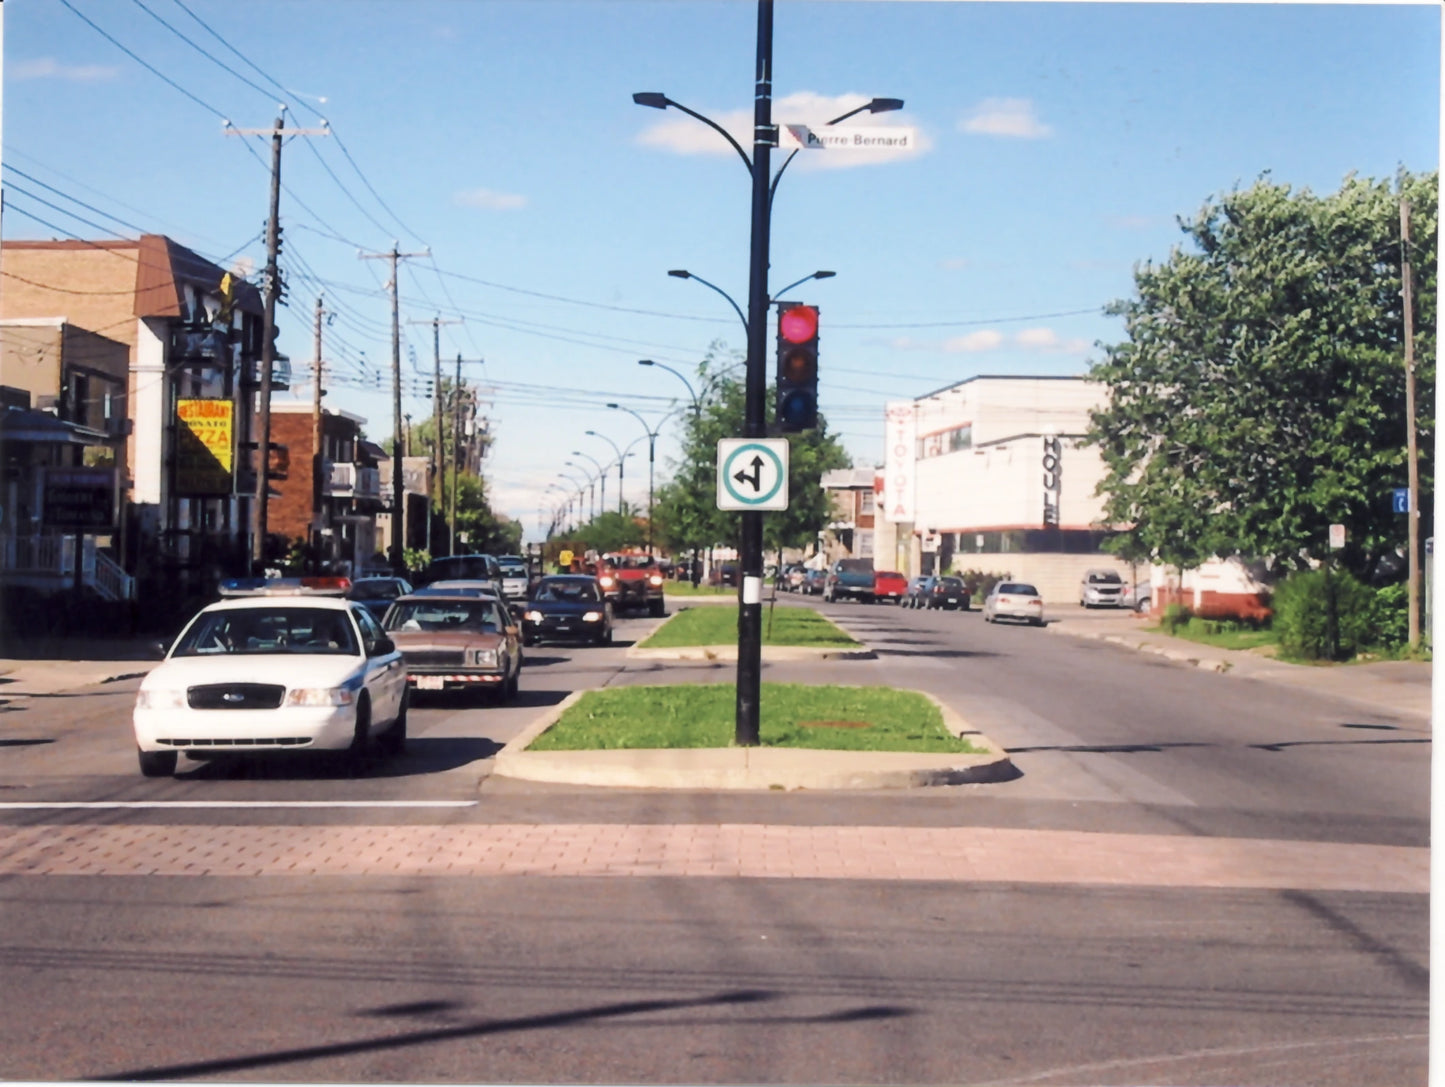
(902, 577), (930, 608)
(709, 563), (740, 588)
(823, 558), (875, 604)
(1118, 580), (1153, 613)
(521, 575), (614, 646)
(919, 575), (970, 610)
(983, 581), (1046, 626)
(1079, 568), (1127, 608)
(801, 569), (827, 595)
(384, 592), (522, 701)
(133, 583), (408, 777)
(778, 564), (807, 592)
(873, 570), (909, 604)
(345, 576), (413, 621)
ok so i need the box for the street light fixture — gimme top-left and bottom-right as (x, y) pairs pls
(585, 429), (630, 514)
(666, 269), (836, 336)
(571, 449), (607, 512)
(632, 53), (892, 747)
(768, 98), (903, 211)
(607, 402), (678, 556)
(564, 461), (598, 521)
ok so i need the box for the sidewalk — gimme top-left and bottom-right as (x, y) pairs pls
(0, 637), (158, 697)
(1046, 613), (1433, 721)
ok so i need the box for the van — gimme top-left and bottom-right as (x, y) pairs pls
(417, 554), (504, 597)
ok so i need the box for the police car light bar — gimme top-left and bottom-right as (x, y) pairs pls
(218, 576), (353, 597)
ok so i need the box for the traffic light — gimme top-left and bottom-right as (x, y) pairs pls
(775, 302), (819, 431)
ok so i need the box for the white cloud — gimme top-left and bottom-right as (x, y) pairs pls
(959, 98), (1052, 139)
(1015, 328), (1090, 353)
(454, 188), (527, 211)
(942, 330), (1005, 353)
(635, 91), (930, 170)
(938, 257), (969, 271)
(11, 58), (119, 81)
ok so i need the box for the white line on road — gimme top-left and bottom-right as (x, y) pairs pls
(0, 800), (479, 810)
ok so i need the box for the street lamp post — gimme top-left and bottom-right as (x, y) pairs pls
(634, 12), (898, 745)
(607, 403), (669, 555)
(571, 449), (607, 514)
(563, 462), (597, 522)
(585, 429), (630, 514)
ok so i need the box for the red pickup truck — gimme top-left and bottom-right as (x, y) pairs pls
(596, 551), (666, 617)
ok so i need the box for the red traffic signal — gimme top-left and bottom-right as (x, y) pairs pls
(775, 304), (820, 432)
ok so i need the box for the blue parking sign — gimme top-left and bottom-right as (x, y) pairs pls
(1393, 488), (1410, 514)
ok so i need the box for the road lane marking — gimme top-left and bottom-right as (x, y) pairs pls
(0, 801), (479, 810)
(0, 823), (1425, 892)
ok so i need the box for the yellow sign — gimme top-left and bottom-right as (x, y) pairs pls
(176, 398), (234, 496)
(558, 549), (575, 569)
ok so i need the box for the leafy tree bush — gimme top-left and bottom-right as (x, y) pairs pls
(1271, 568), (1378, 660)
(1369, 581), (1410, 649)
(955, 568), (1010, 598)
(1088, 170), (1436, 579)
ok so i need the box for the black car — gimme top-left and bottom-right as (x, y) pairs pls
(916, 576), (970, 610)
(345, 576), (414, 621)
(521, 575), (614, 646)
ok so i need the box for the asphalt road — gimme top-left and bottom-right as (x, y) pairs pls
(0, 595), (1428, 1085)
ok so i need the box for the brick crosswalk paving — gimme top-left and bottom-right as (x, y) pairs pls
(0, 823), (1426, 891)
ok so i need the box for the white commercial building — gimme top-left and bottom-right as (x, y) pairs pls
(873, 375), (1139, 603)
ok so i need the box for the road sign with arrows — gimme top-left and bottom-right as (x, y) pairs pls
(716, 438), (790, 511)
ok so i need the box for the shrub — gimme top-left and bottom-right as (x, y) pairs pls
(956, 568), (1010, 598)
(1272, 568), (1378, 661)
(1161, 602), (1192, 633)
(1369, 582), (1411, 650)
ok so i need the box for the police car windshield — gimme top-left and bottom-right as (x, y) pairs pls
(173, 608), (359, 657)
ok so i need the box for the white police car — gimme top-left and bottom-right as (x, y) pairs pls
(132, 578), (408, 777)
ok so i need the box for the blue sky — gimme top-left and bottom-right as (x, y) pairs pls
(4, 0), (1439, 540)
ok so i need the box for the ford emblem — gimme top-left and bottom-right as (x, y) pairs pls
(223, 693), (245, 703)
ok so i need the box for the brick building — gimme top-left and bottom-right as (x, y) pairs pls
(266, 403), (382, 574)
(1, 235), (273, 602)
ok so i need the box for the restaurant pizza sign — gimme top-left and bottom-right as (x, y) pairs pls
(175, 398), (234, 496)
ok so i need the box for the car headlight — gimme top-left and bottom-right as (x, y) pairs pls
(523, 610), (543, 623)
(582, 610), (604, 622)
(648, 575), (663, 587)
(598, 576), (615, 588)
(470, 648), (499, 667)
(284, 686), (357, 707)
(136, 689), (187, 710)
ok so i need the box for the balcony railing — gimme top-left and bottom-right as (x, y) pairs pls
(324, 462), (381, 500)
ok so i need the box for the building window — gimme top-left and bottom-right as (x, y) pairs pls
(860, 490), (875, 514)
(917, 423), (972, 460)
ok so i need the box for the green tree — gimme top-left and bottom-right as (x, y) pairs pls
(652, 349), (850, 557)
(1087, 171), (1436, 578)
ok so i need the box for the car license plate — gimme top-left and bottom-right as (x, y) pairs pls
(417, 675), (445, 690)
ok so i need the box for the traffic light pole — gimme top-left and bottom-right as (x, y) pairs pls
(736, 0), (774, 747)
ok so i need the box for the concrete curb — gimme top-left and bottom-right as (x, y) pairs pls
(626, 644), (876, 662)
(491, 687), (1016, 791)
(1048, 623), (1232, 673)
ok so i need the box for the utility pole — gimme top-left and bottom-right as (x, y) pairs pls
(360, 242), (427, 574)
(227, 110), (327, 574)
(736, 0), (775, 746)
(1401, 198), (1421, 649)
(309, 294), (327, 571)
(408, 315), (461, 558)
(451, 353), (462, 554)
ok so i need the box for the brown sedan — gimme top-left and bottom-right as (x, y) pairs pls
(382, 593), (522, 701)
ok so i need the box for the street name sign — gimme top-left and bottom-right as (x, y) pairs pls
(717, 439), (789, 511)
(781, 125), (917, 151)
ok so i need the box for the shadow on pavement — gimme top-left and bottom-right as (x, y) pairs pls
(174, 737), (504, 780)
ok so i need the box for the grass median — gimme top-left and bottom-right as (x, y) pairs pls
(639, 604), (858, 649)
(527, 682), (986, 753)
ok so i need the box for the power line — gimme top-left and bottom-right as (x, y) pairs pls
(56, 0), (228, 121)
(127, 0), (280, 106)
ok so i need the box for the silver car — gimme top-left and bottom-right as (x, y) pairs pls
(983, 581), (1046, 626)
(1079, 568), (1127, 607)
